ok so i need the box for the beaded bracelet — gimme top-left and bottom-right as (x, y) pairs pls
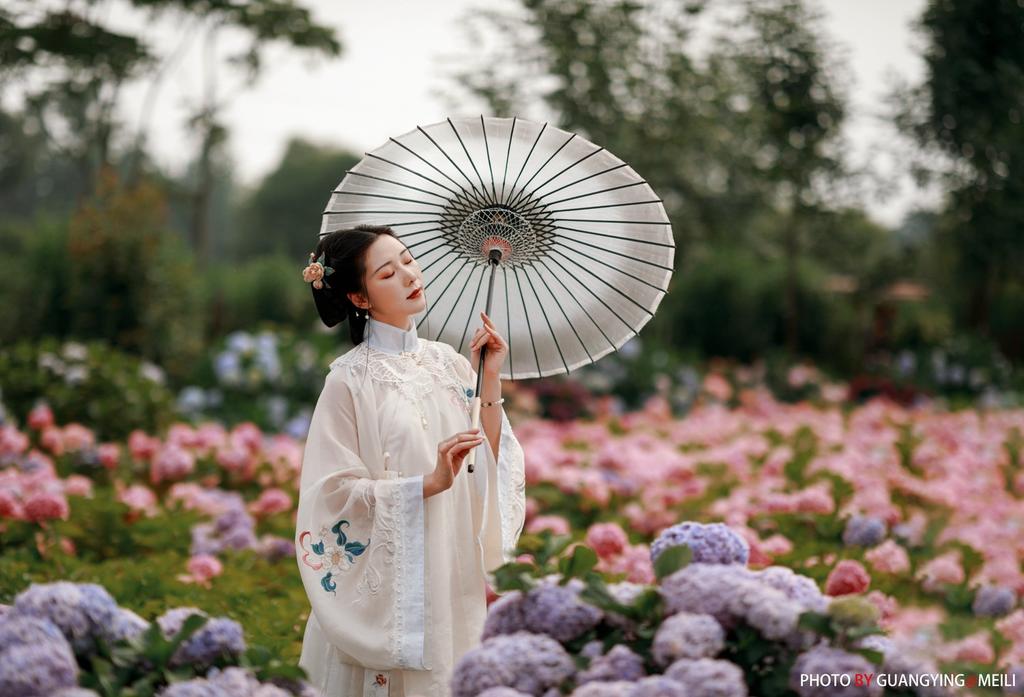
(481, 398), (505, 408)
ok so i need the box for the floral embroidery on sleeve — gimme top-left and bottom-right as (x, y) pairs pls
(298, 519), (370, 595)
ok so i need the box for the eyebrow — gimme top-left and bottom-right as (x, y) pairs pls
(372, 247), (412, 275)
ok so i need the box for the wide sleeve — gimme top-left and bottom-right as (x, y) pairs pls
(294, 368), (427, 671)
(446, 345), (526, 564)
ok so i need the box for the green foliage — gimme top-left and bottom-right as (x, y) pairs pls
(201, 257), (318, 337)
(232, 139), (360, 262)
(0, 338), (177, 440)
(67, 171), (204, 382)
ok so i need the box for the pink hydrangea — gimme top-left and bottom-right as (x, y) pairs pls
(825, 559), (871, 596)
(128, 430), (160, 462)
(526, 515), (571, 536)
(0, 489), (24, 519)
(216, 445), (254, 478)
(938, 631), (994, 663)
(702, 373), (732, 402)
(40, 427), (65, 456)
(118, 484), (159, 516)
(996, 610), (1024, 643)
(23, 491), (70, 522)
(178, 554), (224, 588)
(61, 423), (95, 452)
(865, 540), (911, 575)
(27, 403), (55, 430)
(150, 445), (196, 484)
(0, 425), (29, 456)
(602, 543), (655, 584)
(97, 443), (121, 470)
(585, 522), (629, 559)
(916, 551), (964, 592)
(248, 488), (292, 517)
(231, 422), (263, 453)
(63, 475), (93, 498)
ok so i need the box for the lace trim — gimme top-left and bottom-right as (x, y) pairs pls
(331, 341), (472, 421)
(497, 407), (527, 561)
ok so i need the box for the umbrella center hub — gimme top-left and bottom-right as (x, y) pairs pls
(457, 206), (534, 263)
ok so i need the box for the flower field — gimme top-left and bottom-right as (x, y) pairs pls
(2, 378), (1024, 695)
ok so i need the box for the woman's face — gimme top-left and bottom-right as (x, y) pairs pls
(350, 234), (425, 327)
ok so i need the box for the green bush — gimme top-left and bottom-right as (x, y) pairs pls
(200, 254), (315, 336)
(0, 338), (177, 440)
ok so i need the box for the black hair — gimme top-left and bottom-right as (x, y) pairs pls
(310, 224), (399, 345)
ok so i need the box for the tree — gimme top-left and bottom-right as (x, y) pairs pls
(894, 0), (1024, 338)
(1, 0), (342, 262)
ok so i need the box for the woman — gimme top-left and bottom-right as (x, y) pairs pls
(294, 224), (527, 697)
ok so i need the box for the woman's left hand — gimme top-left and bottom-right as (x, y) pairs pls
(470, 311), (509, 376)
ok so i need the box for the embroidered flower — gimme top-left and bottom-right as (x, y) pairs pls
(297, 518), (369, 595)
(302, 252), (335, 290)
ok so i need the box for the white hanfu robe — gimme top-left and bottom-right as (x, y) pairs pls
(295, 317), (526, 697)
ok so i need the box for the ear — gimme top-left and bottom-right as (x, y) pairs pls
(347, 291), (368, 309)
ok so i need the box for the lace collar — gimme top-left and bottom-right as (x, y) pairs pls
(364, 317), (421, 355)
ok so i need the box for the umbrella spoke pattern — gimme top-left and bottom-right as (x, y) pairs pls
(320, 116), (674, 380)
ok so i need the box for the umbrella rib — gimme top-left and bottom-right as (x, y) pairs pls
(386, 139), (491, 211)
(500, 117), (517, 204)
(546, 199), (663, 214)
(480, 115), (499, 203)
(547, 224), (676, 249)
(538, 256), (637, 339)
(404, 237), (450, 259)
(416, 257), (474, 329)
(339, 171), (450, 201)
(557, 217), (669, 225)
(506, 133), (576, 209)
(535, 258), (615, 354)
(542, 181), (647, 208)
(447, 118), (491, 203)
(548, 248), (656, 316)
(510, 146), (604, 212)
(503, 266), (514, 381)
(418, 248), (459, 278)
(511, 265), (543, 377)
(367, 152), (463, 199)
(508, 123), (547, 206)
(517, 163), (630, 216)
(457, 261), (489, 355)
(437, 262), (483, 339)
(332, 192), (447, 208)
(521, 264), (570, 374)
(549, 237), (674, 273)
(552, 244), (667, 294)
(417, 126), (490, 207)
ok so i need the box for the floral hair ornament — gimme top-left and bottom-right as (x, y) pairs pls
(302, 252), (335, 290)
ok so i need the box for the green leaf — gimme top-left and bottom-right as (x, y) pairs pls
(653, 544), (692, 581)
(797, 610), (834, 638)
(559, 545), (598, 582)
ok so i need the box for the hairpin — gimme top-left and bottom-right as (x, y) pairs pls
(302, 252), (335, 290)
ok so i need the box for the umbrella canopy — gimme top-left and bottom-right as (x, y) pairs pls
(321, 116), (674, 380)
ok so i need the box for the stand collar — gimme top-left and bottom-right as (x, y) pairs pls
(364, 316), (421, 355)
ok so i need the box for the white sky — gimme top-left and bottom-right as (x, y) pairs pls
(24, 0), (938, 226)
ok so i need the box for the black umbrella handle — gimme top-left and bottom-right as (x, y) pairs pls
(467, 249), (503, 473)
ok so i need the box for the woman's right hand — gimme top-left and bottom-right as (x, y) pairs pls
(425, 428), (484, 497)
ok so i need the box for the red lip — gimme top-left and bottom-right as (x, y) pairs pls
(407, 288), (422, 299)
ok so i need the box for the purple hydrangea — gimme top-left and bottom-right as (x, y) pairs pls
(478, 689), (533, 697)
(630, 676), (688, 697)
(652, 612), (725, 667)
(0, 638), (80, 696)
(664, 658), (748, 697)
(0, 616), (66, 653)
(581, 641), (605, 661)
(571, 682), (637, 697)
(972, 585), (1016, 617)
(1004, 665), (1024, 696)
(258, 535), (296, 562)
(452, 632), (574, 697)
(726, 584), (803, 643)
(520, 582), (603, 644)
(604, 582), (646, 633)
(577, 644), (646, 685)
(753, 566), (827, 613)
(252, 684), (292, 697)
(206, 666), (261, 696)
(651, 522), (749, 566)
(879, 650), (949, 697)
(156, 607), (246, 669)
(156, 679), (230, 697)
(482, 591), (528, 639)
(10, 581), (118, 652)
(659, 564), (755, 625)
(100, 607), (150, 646)
(53, 689), (102, 697)
(790, 646), (880, 697)
(842, 516), (886, 548)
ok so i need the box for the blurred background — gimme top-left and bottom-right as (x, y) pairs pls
(2, 0), (1022, 439)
